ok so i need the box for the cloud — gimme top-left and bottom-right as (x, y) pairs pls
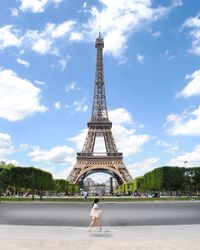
(58, 57), (69, 70)
(168, 145), (200, 166)
(65, 82), (80, 92)
(0, 159), (19, 166)
(0, 134), (26, 165)
(112, 124), (150, 156)
(70, 108), (150, 156)
(0, 69), (47, 121)
(167, 55), (175, 61)
(128, 158), (159, 178)
(176, 69), (200, 97)
(35, 80), (45, 85)
(69, 129), (87, 151)
(1, 1), (182, 61)
(108, 108), (132, 125)
(28, 146), (75, 164)
(19, 0), (64, 13)
(86, 173), (112, 184)
(0, 133), (14, 159)
(156, 140), (179, 153)
(26, 20), (76, 55)
(72, 98), (88, 113)
(32, 38), (53, 55)
(183, 13), (200, 56)
(165, 106), (200, 136)
(164, 50), (175, 61)
(81, 0), (181, 58)
(53, 97), (87, 113)
(11, 8), (19, 17)
(0, 25), (22, 49)
(52, 167), (74, 179)
(0, 20), (76, 57)
(136, 54), (144, 63)
(16, 58), (30, 67)
(19, 143), (29, 151)
(69, 32), (83, 41)
(47, 21), (75, 38)
(109, 108), (144, 128)
(54, 101), (61, 110)
(152, 31), (161, 38)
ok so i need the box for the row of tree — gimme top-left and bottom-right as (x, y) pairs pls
(0, 163), (80, 199)
(118, 166), (200, 195)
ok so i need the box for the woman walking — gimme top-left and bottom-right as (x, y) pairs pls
(88, 198), (102, 231)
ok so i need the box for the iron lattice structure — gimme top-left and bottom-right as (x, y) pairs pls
(68, 33), (133, 185)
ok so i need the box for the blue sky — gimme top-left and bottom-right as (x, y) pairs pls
(0, 0), (200, 183)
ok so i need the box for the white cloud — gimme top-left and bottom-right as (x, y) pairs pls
(164, 50), (175, 61)
(109, 108), (132, 125)
(0, 133), (14, 159)
(83, 2), (87, 9)
(176, 69), (200, 97)
(11, 8), (19, 17)
(69, 129), (87, 151)
(69, 32), (83, 41)
(164, 50), (169, 56)
(167, 55), (175, 61)
(183, 13), (200, 55)
(70, 108), (150, 156)
(25, 21), (76, 55)
(28, 146), (75, 164)
(86, 173), (111, 184)
(35, 80), (45, 85)
(54, 101), (61, 110)
(156, 140), (179, 153)
(47, 21), (76, 38)
(1, 159), (19, 165)
(1, 2), (181, 60)
(152, 31), (161, 38)
(0, 69), (47, 121)
(0, 25), (21, 49)
(58, 57), (69, 70)
(165, 106), (200, 136)
(19, 143), (29, 151)
(53, 98), (87, 112)
(16, 58), (30, 67)
(128, 158), (159, 178)
(65, 82), (80, 92)
(109, 108), (144, 129)
(19, 0), (64, 13)
(168, 145), (200, 166)
(82, 0), (181, 58)
(72, 98), (88, 113)
(136, 54), (144, 63)
(0, 20), (76, 55)
(53, 167), (73, 179)
(112, 124), (150, 156)
(32, 38), (53, 55)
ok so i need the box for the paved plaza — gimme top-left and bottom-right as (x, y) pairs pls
(0, 224), (200, 250)
(0, 201), (200, 249)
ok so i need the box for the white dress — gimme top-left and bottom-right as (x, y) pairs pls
(90, 203), (101, 218)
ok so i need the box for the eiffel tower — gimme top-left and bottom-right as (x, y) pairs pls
(68, 32), (133, 185)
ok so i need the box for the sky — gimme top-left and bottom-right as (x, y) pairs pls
(0, 0), (200, 183)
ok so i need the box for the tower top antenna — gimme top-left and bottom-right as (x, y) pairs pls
(98, 25), (101, 37)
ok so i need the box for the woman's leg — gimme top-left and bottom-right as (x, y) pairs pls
(97, 217), (102, 231)
(89, 217), (96, 230)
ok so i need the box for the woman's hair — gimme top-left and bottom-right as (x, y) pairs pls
(92, 198), (99, 207)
